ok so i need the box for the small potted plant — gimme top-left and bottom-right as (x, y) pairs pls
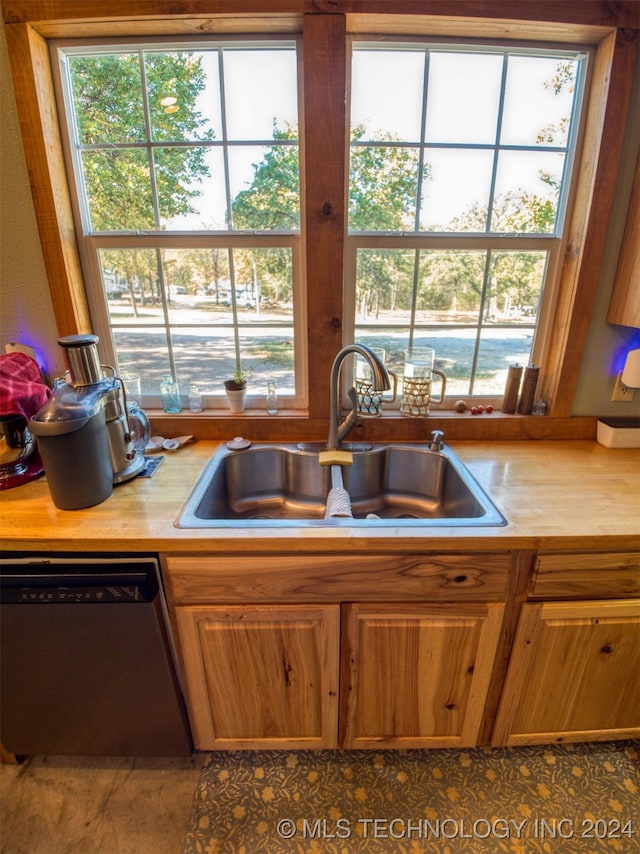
(224, 363), (250, 412)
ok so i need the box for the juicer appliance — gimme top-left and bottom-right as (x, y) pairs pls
(29, 335), (149, 509)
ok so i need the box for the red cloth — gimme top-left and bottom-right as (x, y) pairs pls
(0, 352), (52, 422)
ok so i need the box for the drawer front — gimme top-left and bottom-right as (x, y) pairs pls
(531, 552), (640, 599)
(163, 553), (512, 605)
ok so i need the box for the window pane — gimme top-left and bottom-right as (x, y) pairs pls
(492, 151), (564, 233)
(501, 55), (579, 147)
(69, 53), (145, 144)
(420, 149), (494, 231)
(414, 330), (476, 397)
(425, 52), (503, 144)
(241, 329), (295, 393)
(223, 49), (298, 140)
(487, 251), (547, 321)
(101, 249), (160, 324)
(146, 50), (221, 142)
(83, 150), (154, 231)
(100, 246), (295, 398)
(351, 50), (425, 141)
(473, 329), (534, 394)
(418, 250), (486, 318)
(155, 147), (227, 229)
(353, 246), (547, 395)
(349, 145), (420, 231)
(113, 327), (172, 396)
(355, 249), (416, 318)
(355, 329), (410, 377)
(230, 145), (300, 230)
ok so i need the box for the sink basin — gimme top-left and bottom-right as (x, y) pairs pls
(175, 442), (506, 528)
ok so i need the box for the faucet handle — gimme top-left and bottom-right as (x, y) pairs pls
(429, 429), (444, 451)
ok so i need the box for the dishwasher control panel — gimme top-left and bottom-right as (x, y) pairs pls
(0, 555), (160, 604)
(9, 585), (143, 603)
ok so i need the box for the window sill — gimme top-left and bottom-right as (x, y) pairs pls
(146, 409), (597, 443)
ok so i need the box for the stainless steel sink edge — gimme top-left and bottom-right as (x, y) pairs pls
(174, 442), (507, 529)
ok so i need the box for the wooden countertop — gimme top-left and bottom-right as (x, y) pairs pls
(1, 441), (638, 554)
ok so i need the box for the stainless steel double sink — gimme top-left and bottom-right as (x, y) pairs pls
(175, 441), (506, 528)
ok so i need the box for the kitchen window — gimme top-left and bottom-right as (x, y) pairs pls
(54, 39), (304, 409)
(346, 42), (588, 400)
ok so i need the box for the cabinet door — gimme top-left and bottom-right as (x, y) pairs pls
(341, 602), (504, 749)
(176, 604), (339, 750)
(493, 600), (640, 746)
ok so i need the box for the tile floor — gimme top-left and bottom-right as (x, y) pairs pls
(0, 753), (204, 854)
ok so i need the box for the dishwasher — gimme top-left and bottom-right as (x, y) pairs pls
(0, 553), (192, 756)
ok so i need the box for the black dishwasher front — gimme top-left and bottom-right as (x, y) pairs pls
(0, 554), (192, 756)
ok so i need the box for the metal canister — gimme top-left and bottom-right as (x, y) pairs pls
(58, 334), (105, 386)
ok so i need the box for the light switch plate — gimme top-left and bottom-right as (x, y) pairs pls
(611, 373), (635, 402)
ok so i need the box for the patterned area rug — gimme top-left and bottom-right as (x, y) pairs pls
(183, 742), (639, 853)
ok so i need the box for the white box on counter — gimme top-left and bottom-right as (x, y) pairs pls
(597, 417), (640, 448)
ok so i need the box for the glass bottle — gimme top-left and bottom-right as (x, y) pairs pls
(188, 384), (203, 412)
(266, 380), (278, 415)
(160, 375), (182, 413)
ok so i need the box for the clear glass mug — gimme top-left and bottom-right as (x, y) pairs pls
(354, 348), (397, 416)
(401, 347), (447, 416)
(126, 403), (150, 453)
(120, 373), (142, 407)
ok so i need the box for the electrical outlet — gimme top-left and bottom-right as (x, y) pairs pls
(611, 373), (635, 402)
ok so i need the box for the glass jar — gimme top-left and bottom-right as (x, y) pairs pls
(188, 384), (203, 412)
(266, 380), (278, 415)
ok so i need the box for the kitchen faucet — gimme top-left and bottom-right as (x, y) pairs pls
(326, 344), (391, 450)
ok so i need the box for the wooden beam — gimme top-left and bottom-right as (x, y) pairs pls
(3, 1), (639, 29)
(302, 13), (347, 420)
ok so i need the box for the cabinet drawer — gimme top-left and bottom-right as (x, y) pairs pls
(163, 553), (512, 605)
(531, 552), (640, 599)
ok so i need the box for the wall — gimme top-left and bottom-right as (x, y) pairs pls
(573, 46), (640, 417)
(1, 25), (638, 411)
(0, 26), (63, 382)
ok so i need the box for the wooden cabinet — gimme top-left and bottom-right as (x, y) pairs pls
(493, 550), (640, 746)
(608, 149), (640, 328)
(164, 552), (511, 751)
(166, 549), (640, 751)
(341, 602), (505, 749)
(175, 604), (339, 750)
(493, 600), (640, 745)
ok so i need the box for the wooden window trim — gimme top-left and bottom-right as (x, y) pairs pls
(3, 2), (639, 430)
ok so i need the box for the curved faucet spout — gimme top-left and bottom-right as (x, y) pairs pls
(327, 344), (391, 450)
